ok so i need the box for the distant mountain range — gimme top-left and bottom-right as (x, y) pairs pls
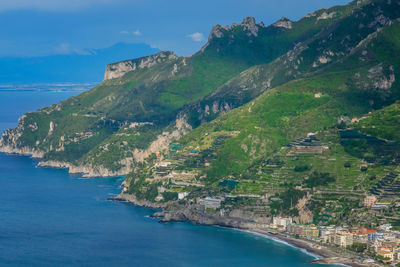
(0, 43), (159, 83)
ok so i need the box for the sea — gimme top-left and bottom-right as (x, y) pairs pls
(0, 84), (337, 266)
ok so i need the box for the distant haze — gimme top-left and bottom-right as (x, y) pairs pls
(0, 43), (159, 83)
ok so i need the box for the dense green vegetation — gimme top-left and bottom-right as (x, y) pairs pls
(123, 3), (400, 225)
(2, 0), (400, 226)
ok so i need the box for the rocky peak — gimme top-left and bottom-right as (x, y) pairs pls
(242, 16), (256, 27)
(273, 17), (293, 29)
(202, 16), (264, 52)
(104, 51), (177, 81)
(208, 24), (229, 41)
(241, 16), (263, 37)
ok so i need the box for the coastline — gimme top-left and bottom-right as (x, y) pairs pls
(110, 192), (375, 267)
(0, 151), (376, 266)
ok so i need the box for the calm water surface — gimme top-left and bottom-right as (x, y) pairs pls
(0, 87), (335, 266)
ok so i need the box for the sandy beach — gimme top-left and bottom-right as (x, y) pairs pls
(247, 229), (377, 267)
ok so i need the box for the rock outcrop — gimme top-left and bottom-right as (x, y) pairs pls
(273, 17), (293, 29)
(37, 160), (130, 178)
(201, 16), (265, 52)
(104, 51), (178, 80)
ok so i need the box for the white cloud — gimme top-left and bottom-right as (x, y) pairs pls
(120, 30), (129, 34)
(133, 30), (142, 36)
(188, 32), (205, 42)
(53, 43), (72, 54)
(0, 0), (127, 12)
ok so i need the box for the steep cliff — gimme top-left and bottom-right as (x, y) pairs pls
(103, 51), (178, 81)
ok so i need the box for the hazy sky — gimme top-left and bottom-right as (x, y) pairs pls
(0, 0), (352, 57)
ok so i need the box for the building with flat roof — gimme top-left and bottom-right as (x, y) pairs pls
(272, 217), (293, 230)
(200, 197), (221, 209)
(334, 232), (353, 247)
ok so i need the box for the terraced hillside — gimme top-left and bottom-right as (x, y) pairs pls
(124, 11), (400, 226)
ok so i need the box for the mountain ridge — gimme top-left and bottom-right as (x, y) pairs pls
(0, 2), (362, 176)
(1, 0), (400, 230)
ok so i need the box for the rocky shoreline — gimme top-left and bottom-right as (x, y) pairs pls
(0, 146), (129, 178)
(38, 160), (129, 178)
(109, 193), (376, 267)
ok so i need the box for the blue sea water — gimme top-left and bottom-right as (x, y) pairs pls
(0, 87), (335, 266)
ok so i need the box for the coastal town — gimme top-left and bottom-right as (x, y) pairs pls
(267, 215), (400, 266)
(179, 191), (399, 266)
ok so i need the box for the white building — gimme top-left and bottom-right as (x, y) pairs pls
(178, 192), (189, 200)
(159, 161), (171, 167)
(334, 232), (353, 247)
(272, 217), (293, 229)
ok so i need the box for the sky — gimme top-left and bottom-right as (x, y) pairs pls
(0, 0), (352, 57)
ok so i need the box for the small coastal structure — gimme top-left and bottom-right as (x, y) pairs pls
(368, 231), (384, 242)
(272, 217), (293, 230)
(304, 226), (319, 241)
(178, 192), (189, 200)
(379, 224), (393, 231)
(334, 232), (353, 247)
(159, 160), (171, 167)
(200, 197), (221, 209)
(377, 248), (394, 260)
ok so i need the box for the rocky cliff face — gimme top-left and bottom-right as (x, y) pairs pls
(273, 17), (293, 29)
(0, 114), (45, 157)
(37, 160), (131, 178)
(104, 51), (178, 80)
(201, 16), (265, 52)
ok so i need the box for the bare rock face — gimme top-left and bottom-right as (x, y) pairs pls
(132, 116), (192, 162)
(0, 114), (45, 158)
(208, 24), (227, 40)
(296, 194), (313, 224)
(317, 11), (336, 20)
(201, 16), (265, 52)
(103, 51), (178, 80)
(273, 17), (293, 29)
(354, 63), (396, 101)
(241, 16), (260, 37)
(38, 160), (131, 178)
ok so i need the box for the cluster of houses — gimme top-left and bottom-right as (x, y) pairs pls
(272, 217), (400, 263)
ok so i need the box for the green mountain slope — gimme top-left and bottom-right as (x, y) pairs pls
(182, 0), (400, 127)
(0, 2), (364, 176)
(124, 16), (400, 226)
(2, 0), (400, 228)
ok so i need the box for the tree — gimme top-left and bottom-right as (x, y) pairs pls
(348, 242), (367, 253)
